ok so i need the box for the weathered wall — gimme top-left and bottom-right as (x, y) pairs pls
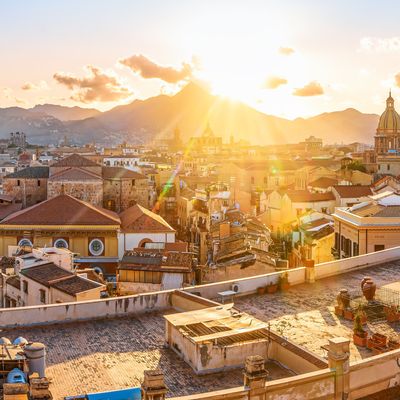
(47, 180), (103, 206)
(3, 178), (47, 206)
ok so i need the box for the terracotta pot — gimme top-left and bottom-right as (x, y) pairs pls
(266, 284), (278, 294)
(372, 346), (386, 356)
(337, 289), (350, 309)
(257, 286), (266, 295)
(386, 312), (398, 323)
(361, 276), (373, 290)
(388, 340), (400, 350)
(344, 309), (354, 321)
(334, 305), (343, 317)
(362, 279), (376, 301)
(353, 332), (368, 347)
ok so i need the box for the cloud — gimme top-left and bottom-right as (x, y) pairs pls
(293, 81), (324, 97)
(360, 37), (400, 52)
(120, 54), (192, 83)
(21, 81), (48, 91)
(53, 65), (132, 103)
(279, 47), (295, 56)
(264, 76), (288, 89)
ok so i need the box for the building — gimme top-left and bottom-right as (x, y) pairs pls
(118, 204), (176, 259)
(3, 154), (152, 211)
(3, 167), (49, 207)
(332, 192), (400, 258)
(188, 124), (223, 154)
(9, 132), (26, 149)
(375, 92), (400, 175)
(0, 194), (121, 275)
(118, 246), (195, 294)
(331, 185), (372, 207)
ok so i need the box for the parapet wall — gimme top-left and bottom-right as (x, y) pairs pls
(1, 246), (400, 328)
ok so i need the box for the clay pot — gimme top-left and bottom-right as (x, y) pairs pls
(362, 279), (376, 301)
(337, 289), (350, 309)
(353, 331), (368, 347)
(266, 284), (278, 294)
(361, 276), (372, 290)
(257, 286), (266, 295)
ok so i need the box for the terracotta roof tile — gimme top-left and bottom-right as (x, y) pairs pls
(333, 185), (372, 198)
(51, 154), (99, 167)
(48, 167), (102, 181)
(119, 204), (175, 233)
(308, 177), (338, 188)
(286, 190), (335, 202)
(102, 166), (147, 180)
(1, 194), (120, 226)
(5, 166), (49, 179)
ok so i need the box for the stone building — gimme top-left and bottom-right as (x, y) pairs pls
(3, 154), (151, 212)
(2, 166), (49, 207)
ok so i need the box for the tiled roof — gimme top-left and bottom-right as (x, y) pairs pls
(48, 167), (102, 181)
(119, 204), (175, 233)
(5, 166), (49, 179)
(20, 263), (72, 286)
(102, 166), (147, 180)
(20, 263), (102, 295)
(308, 177), (338, 188)
(6, 275), (20, 289)
(0, 203), (22, 221)
(51, 154), (99, 167)
(286, 190), (335, 202)
(333, 185), (372, 198)
(51, 275), (103, 295)
(1, 194), (120, 226)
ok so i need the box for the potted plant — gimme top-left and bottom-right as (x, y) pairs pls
(353, 311), (368, 347)
(279, 272), (290, 292)
(266, 281), (278, 294)
(257, 286), (266, 295)
(385, 305), (398, 323)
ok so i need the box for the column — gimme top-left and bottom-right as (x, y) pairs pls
(304, 259), (315, 283)
(328, 337), (350, 400)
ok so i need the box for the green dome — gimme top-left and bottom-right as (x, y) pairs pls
(377, 92), (400, 133)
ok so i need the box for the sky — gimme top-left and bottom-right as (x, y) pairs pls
(1, 0), (400, 118)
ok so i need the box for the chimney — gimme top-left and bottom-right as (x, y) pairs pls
(243, 355), (269, 391)
(141, 370), (168, 400)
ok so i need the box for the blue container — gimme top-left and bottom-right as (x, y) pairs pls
(7, 368), (27, 383)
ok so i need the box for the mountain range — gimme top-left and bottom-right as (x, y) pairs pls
(0, 82), (380, 146)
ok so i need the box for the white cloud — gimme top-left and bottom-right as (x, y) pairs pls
(359, 37), (400, 52)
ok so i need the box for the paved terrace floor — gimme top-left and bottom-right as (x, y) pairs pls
(235, 260), (400, 363)
(1, 311), (293, 400)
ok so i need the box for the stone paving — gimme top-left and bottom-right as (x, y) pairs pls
(1, 311), (293, 400)
(234, 260), (400, 363)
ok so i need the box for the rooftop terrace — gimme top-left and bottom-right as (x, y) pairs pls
(1, 310), (293, 399)
(235, 260), (400, 363)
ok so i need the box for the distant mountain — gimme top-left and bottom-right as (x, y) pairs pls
(0, 82), (380, 145)
(31, 104), (101, 121)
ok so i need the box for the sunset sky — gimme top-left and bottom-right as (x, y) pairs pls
(2, 0), (400, 118)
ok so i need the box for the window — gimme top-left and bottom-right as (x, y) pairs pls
(37, 180), (41, 187)
(388, 164), (391, 171)
(18, 238), (32, 247)
(39, 289), (46, 303)
(23, 281), (28, 294)
(374, 245), (385, 252)
(89, 238), (104, 256)
(353, 242), (359, 256)
(54, 238), (68, 249)
(131, 179), (136, 186)
(17, 180), (20, 186)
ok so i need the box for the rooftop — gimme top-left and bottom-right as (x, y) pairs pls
(1, 194), (120, 226)
(5, 166), (49, 179)
(48, 167), (102, 181)
(333, 185), (372, 198)
(2, 311), (293, 399)
(102, 166), (147, 180)
(51, 153), (99, 168)
(234, 260), (400, 364)
(285, 190), (335, 202)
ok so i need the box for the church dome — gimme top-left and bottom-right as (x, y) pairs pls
(377, 91), (400, 133)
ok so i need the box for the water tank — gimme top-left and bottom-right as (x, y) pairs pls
(24, 342), (46, 378)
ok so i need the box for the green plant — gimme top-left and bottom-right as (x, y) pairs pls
(353, 307), (365, 335)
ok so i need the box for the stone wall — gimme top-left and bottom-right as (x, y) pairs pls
(47, 180), (103, 206)
(3, 178), (47, 207)
(103, 178), (149, 212)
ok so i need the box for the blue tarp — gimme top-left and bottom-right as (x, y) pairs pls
(87, 388), (141, 400)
